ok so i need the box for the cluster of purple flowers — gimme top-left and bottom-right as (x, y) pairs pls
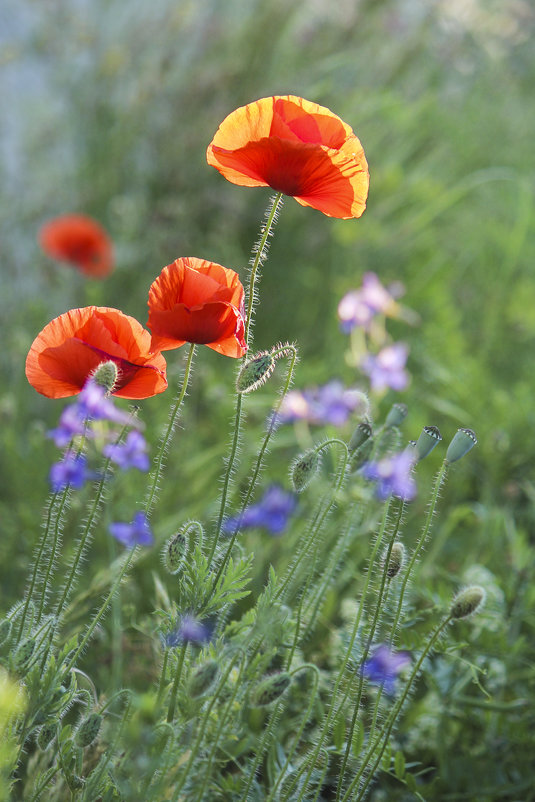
(360, 343), (409, 392)
(361, 645), (411, 694)
(224, 485), (297, 536)
(337, 272), (402, 333)
(276, 380), (368, 427)
(362, 449), (417, 501)
(165, 614), (213, 648)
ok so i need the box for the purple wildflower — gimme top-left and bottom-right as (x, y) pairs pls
(165, 615), (213, 647)
(224, 486), (297, 536)
(362, 450), (417, 501)
(277, 381), (368, 427)
(338, 273), (401, 333)
(48, 404), (87, 447)
(103, 430), (149, 472)
(49, 452), (95, 492)
(361, 645), (411, 694)
(361, 343), (409, 392)
(77, 380), (134, 426)
(109, 511), (154, 548)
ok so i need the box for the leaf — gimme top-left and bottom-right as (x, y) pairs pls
(394, 749), (406, 780)
(351, 719), (364, 758)
(333, 712), (346, 752)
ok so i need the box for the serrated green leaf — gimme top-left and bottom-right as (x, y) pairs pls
(394, 749), (405, 779)
(333, 712), (345, 752)
(351, 719), (364, 757)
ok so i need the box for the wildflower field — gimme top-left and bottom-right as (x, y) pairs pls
(1, 1), (534, 800)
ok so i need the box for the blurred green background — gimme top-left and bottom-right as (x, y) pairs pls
(1, 0), (534, 799)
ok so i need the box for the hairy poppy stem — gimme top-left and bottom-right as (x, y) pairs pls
(166, 642), (187, 723)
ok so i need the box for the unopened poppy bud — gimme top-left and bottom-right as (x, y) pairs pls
(91, 360), (118, 393)
(415, 426), (442, 462)
(385, 542), (405, 578)
(37, 721), (57, 750)
(13, 637), (35, 673)
(68, 776), (85, 791)
(164, 533), (186, 575)
(236, 352), (276, 393)
(352, 436), (374, 471)
(75, 712), (102, 747)
(188, 660), (219, 698)
(349, 422), (373, 452)
(450, 586), (485, 619)
(251, 672), (292, 707)
(0, 618), (11, 646)
(291, 449), (321, 493)
(445, 428), (477, 463)
(385, 403), (408, 428)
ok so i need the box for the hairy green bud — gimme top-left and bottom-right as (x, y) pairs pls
(385, 542), (405, 578)
(414, 425), (442, 461)
(251, 673), (292, 707)
(450, 586), (485, 619)
(188, 660), (219, 698)
(385, 403), (408, 428)
(0, 618), (11, 646)
(291, 449), (320, 493)
(75, 712), (102, 747)
(13, 637), (35, 673)
(236, 352), (276, 393)
(445, 428), (477, 464)
(164, 532), (186, 575)
(349, 422), (373, 452)
(37, 721), (57, 750)
(91, 360), (118, 392)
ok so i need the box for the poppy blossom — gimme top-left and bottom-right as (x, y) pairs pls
(206, 95), (369, 219)
(26, 306), (168, 400)
(147, 257), (247, 358)
(39, 214), (114, 278)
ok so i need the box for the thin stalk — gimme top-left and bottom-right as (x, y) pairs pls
(166, 642), (188, 723)
(157, 649), (170, 704)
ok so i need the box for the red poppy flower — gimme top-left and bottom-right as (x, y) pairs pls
(26, 307), (167, 399)
(206, 95), (369, 220)
(147, 257), (247, 358)
(39, 214), (114, 278)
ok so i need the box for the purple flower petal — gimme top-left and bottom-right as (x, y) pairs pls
(362, 645), (411, 694)
(224, 485), (297, 536)
(49, 453), (95, 492)
(109, 511), (154, 548)
(103, 431), (149, 472)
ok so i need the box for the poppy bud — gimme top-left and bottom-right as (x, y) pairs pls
(0, 618), (11, 646)
(75, 712), (102, 747)
(164, 532), (186, 575)
(291, 449), (321, 493)
(351, 436), (374, 471)
(236, 352), (276, 393)
(251, 672), (292, 707)
(385, 403), (408, 428)
(445, 428), (477, 464)
(188, 660), (219, 698)
(349, 422), (373, 452)
(91, 360), (118, 393)
(385, 542), (405, 578)
(13, 637), (35, 673)
(450, 586), (485, 619)
(414, 426), (442, 462)
(37, 721), (57, 750)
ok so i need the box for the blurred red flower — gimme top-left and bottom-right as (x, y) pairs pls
(26, 307), (167, 399)
(206, 95), (369, 219)
(39, 214), (114, 278)
(147, 257), (247, 358)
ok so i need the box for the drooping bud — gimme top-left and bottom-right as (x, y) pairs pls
(349, 422), (373, 452)
(37, 721), (57, 750)
(450, 586), (485, 619)
(291, 449), (321, 493)
(91, 360), (118, 393)
(75, 712), (102, 747)
(163, 521), (201, 574)
(385, 403), (408, 428)
(445, 428), (477, 463)
(251, 672), (292, 707)
(236, 352), (276, 393)
(13, 637), (36, 673)
(351, 436), (374, 471)
(385, 542), (405, 578)
(188, 660), (219, 698)
(0, 618), (11, 646)
(414, 426), (442, 462)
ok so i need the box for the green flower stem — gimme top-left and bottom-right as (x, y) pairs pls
(166, 642), (188, 723)
(207, 344), (297, 598)
(348, 615), (453, 802)
(390, 460), (448, 644)
(335, 498), (405, 802)
(157, 649), (170, 704)
(209, 192), (284, 567)
(144, 343), (196, 518)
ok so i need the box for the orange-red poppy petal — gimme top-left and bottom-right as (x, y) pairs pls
(39, 214), (114, 278)
(206, 96), (369, 220)
(26, 307), (167, 400)
(147, 258), (247, 358)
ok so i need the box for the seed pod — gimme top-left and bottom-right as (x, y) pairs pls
(188, 660), (219, 698)
(445, 428), (477, 464)
(385, 542), (405, 578)
(414, 426), (442, 462)
(37, 721), (57, 750)
(0, 618), (11, 646)
(92, 360), (118, 392)
(450, 586), (485, 619)
(291, 449), (320, 493)
(251, 673), (292, 707)
(75, 712), (102, 747)
(349, 422), (373, 452)
(385, 403), (408, 428)
(13, 637), (35, 673)
(236, 352), (276, 393)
